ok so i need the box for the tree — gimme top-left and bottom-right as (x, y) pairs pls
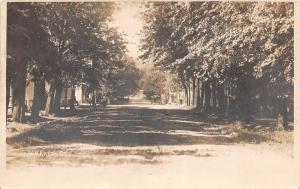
(7, 3), (51, 122)
(109, 56), (140, 98)
(37, 2), (118, 115)
(139, 69), (167, 99)
(140, 2), (293, 125)
(7, 2), (133, 122)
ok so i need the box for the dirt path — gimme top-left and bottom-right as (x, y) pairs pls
(1, 143), (297, 189)
(2, 101), (297, 189)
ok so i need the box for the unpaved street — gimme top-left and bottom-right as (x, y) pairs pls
(2, 100), (297, 189)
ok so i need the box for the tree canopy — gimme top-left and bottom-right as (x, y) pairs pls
(7, 2), (139, 122)
(140, 2), (293, 122)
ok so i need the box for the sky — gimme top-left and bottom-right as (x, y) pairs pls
(111, 2), (145, 67)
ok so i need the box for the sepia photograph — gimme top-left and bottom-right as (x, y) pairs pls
(0, 1), (298, 188)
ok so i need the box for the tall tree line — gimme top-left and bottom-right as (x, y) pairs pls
(140, 2), (293, 126)
(7, 2), (133, 123)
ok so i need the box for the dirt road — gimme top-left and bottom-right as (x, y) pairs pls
(2, 99), (297, 189)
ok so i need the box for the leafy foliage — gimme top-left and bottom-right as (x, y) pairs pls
(140, 2), (293, 120)
(7, 2), (139, 121)
(139, 69), (167, 98)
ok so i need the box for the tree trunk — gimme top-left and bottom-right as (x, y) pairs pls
(192, 77), (196, 106)
(31, 79), (45, 121)
(188, 83), (191, 106)
(11, 69), (26, 123)
(53, 80), (62, 115)
(70, 85), (76, 112)
(44, 79), (56, 116)
(179, 72), (188, 106)
(6, 74), (11, 119)
(184, 86), (188, 106)
(91, 90), (97, 108)
(196, 79), (201, 109)
(226, 82), (232, 116)
(217, 83), (225, 114)
(277, 98), (288, 130)
(204, 81), (211, 113)
(199, 81), (205, 110)
(200, 81), (205, 108)
(64, 87), (67, 110)
(236, 77), (253, 123)
(212, 79), (217, 112)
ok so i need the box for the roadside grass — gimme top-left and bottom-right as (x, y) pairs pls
(229, 121), (293, 144)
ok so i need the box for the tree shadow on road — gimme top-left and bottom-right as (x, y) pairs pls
(7, 105), (272, 148)
(7, 104), (291, 167)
